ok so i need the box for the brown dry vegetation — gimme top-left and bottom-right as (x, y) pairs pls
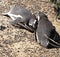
(0, 0), (60, 57)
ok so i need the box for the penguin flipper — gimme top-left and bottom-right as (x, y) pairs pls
(18, 23), (34, 32)
(10, 20), (34, 32)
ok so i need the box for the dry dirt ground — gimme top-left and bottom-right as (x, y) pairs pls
(0, 0), (60, 57)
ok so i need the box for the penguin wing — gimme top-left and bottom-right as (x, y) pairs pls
(10, 17), (34, 32)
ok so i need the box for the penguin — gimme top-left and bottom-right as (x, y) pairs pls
(35, 12), (60, 48)
(2, 5), (38, 32)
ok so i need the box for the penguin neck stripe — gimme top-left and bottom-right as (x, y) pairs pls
(37, 15), (40, 21)
(8, 13), (23, 19)
(34, 20), (37, 24)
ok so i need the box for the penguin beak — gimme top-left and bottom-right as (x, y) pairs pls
(2, 12), (10, 17)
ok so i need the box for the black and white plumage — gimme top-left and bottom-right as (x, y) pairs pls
(35, 12), (60, 48)
(2, 5), (38, 32)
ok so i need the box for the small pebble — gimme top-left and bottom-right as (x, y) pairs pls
(0, 25), (6, 31)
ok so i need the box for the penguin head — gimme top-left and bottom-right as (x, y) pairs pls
(28, 19), (38, 29)
(2, 12), (23, 21)
(37, 12), (48, 21)
(28, 14), (38, 30)
(2, 12), (10, 18)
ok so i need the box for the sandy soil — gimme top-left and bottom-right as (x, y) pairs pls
(0, 0), (60, 57)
